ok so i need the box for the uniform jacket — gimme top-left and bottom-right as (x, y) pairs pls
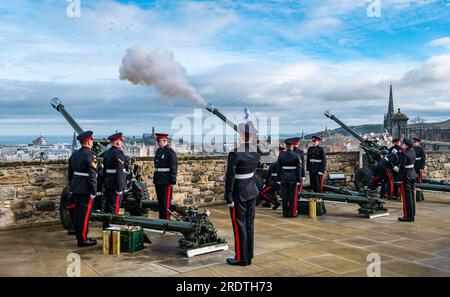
(293, 147), (306, 177)
(375, 156), (390, 177)
(388, 144), (403, 167)
(398, 147), (419, 181)
(225, 144), (261, 204)
(414, 146), (426, 171)
(153, 145), (178, 185)
(266, 161), (280, 185)
(102, 146), (127, 192)
(306, 146), (326, 174)
(68, 147), (98, 196)
(277, 149), (302, 183)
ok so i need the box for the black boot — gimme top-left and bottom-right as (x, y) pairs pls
(226, 258), (248, 266)
(272, 201), (281, 210)
(398, 216), (413, 222)
(77, 238), (97, 247)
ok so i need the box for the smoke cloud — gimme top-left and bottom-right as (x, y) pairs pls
(119, 45), (207, 106)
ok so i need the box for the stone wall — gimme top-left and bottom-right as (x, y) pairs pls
(1, 151), (449, 228)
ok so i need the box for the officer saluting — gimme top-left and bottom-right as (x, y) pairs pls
(413, 137), (426, 184)
(277, 138), (302, 218)
(259, 147), (284, 210)
(153, 133), (178, 220)
(307, 136), (327, 192)
(67, 131), (98, 247)
(396, 138), (418, 222)
(225, 122), (261, 266)
(102, 132), (127, 221)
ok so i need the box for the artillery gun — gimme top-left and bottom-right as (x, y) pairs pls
(50, 97), (151, 229)
(324, 111), (389, 192)
(91, 201), (228, 257)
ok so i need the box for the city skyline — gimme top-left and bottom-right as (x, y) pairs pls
(1, 0), (450, 136)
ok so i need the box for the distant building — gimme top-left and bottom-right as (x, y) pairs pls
(32, 134), (47, 146)
(391, 108), (409, 138)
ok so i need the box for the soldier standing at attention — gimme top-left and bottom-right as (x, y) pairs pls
(389, 137), (404, 199)
(413, 137), (426, 184)
(395, 138), (418, 222)
(292, 137), (306, 190)
(102, 132), (127, 228)
(307, 136), (327, 193)
(259, 147), (284, 210)
(153, 133), (178, 220)
(277, 138), (302, 218)
(67, 131), (98, 247)
(225, 122), (261, 266)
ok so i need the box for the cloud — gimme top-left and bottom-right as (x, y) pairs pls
(428, 36), (450, 49)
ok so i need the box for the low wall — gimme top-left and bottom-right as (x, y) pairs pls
(1, 151), (449, 228)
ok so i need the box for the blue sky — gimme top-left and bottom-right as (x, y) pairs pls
(0, 0), (450, 137)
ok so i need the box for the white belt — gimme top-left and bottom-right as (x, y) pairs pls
(282, 166), (296, 170)
(405, 164), (414, 169)
(74, 172), (89, 177)
(155, 168), (170, 172)
(271, 173), (278, 177)
(416, 158), (422, 160)
(106, 169), (127, 174)
(235, 172), (254, 179)
(310, 159), (322, 163)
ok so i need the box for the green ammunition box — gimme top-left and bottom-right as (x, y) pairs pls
(120, 227), (144, 253)
(298, 200), (326, 216)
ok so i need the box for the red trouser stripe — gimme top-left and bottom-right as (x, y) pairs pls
(292, 183), (298, 217)
(231, 207), (241, 262)
(67, 203), (76, 209)
(320, 175), (325, 193)
(262, 186), (272, 193)
(261, 192), (275, 204)
(386, 170), (394, 197)
(82, 199), (93, 242)
(419, 171), (423, 184)
(115, 194), (120, 215)
(166, 185), (171, 220)
(401, 183), (408, 217)
(369, 176), (381, 184)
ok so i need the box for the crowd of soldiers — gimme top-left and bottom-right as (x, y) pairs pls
(67, 131), (178, 247)
(65, 123), (427, 267)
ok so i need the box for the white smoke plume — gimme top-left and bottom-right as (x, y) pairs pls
(119, 45), (207, 106)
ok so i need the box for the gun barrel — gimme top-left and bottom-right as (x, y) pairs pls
(324, 111), (365, 142)
(206, 103), (238, 132)
(50, 97), (84, 134)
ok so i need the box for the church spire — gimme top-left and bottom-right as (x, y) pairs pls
(388, 84), (394, 116)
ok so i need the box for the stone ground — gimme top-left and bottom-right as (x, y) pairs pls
(1, 192), (450, 277)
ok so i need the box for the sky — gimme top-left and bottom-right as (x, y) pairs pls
(0, 0), (450, 137)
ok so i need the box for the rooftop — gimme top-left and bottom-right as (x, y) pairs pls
(1, 192), (450, 277)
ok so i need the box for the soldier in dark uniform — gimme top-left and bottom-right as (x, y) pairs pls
(225, 122), (261, 266)
(307, 136), (327, 192)
(396, 138), (418, 222)
(369, 149), (393, 198)
(413, 137), (426, 184)
(277, 138), (302, 218)
(67, 131), (98, 247)
(292, 137), (306, 191)
(102, 133), (127, 228)
(259, 147), (284, 210)
(153, 133), (178, 220)
(389, 137), (404, 199)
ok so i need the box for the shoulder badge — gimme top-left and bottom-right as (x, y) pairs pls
(116, 157), (125, 165)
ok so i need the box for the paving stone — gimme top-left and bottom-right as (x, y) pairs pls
(175, 268), (222, 277)
(255, 259), (324, 276)
(301, 254), (364, 274)
(102, 263), (179, 277)
(337, 237), (380, 248)
(367, 244), (436, 261)
(381, 260), (450, 277)
(420, 257), (450, 272)
(209, 262), (274, 277)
